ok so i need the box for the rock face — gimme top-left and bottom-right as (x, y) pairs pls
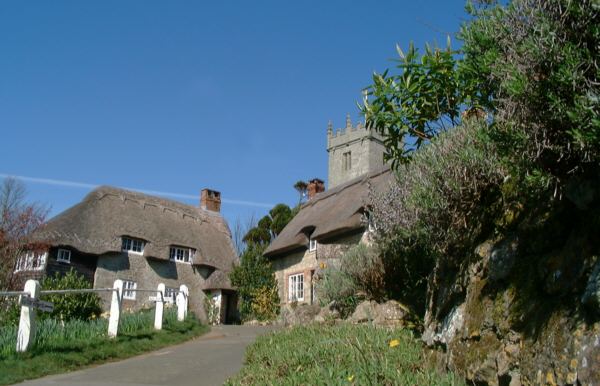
(276, 303), (321, 326)
(423, 221), (600, 386)
(582, 259), (600, 315)
(349, 300), (413, 327)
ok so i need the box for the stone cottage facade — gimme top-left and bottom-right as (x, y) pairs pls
(15, 186), (237, 323)
(265, 117), (391, 306)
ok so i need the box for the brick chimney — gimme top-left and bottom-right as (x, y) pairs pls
(200, 189), (221, 212)
(307, 178), (325, 200)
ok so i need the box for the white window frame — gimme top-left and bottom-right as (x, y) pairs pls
(14, 251), (47, 272)
(122, 237), (145, 254)
(309, 238), (317, 252)
(57, 249), (71, 263)
(288, 273), (304, 302)
(169, 246), (195, 264)
(123, 280), (137, 300)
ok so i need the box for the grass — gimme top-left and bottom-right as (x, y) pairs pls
(0, 309), (208, 385)
(226, 323), (463, 386)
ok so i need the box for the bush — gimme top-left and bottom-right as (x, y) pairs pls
(461, 0), (600, 172)
(229, 244), (279, 321)
(369, 121), (506, 314)
(317, 265), (358, 318)
(317, 244), (385, 317)
(40, 269), (102, 322)
(250, 285), (279, 321)
(371, 121), (505, 255)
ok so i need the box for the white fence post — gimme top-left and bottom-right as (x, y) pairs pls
(154, 283), (165, 330)
(177, 284), (189, 321)
(108, 279), (123, 338)
(16, 279), (40, 352)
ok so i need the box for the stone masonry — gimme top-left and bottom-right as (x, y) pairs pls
(327, 115), (387, 189)
(94, 251), (209, 320)
(271, 231), (366, 306)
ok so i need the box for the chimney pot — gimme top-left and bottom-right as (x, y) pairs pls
(307, 178), (325, 200)
(200, 189), (221, 212)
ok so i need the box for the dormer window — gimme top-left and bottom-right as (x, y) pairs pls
(170, 246), (195, 263)
(57, 249), (71, 263)
(309, 238), (317, 252)
(122, 237), (145, 254)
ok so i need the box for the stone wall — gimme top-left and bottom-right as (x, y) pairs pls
(46, 247), (97, 284)
(271, 230), (367, 307)
(94, 252), (212, 321)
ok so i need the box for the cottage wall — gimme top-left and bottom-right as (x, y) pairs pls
(271, 230), (368, 306)
(94, 252), (210, 320)
(46, 247), (97, 283)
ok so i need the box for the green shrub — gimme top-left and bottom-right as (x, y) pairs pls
(369, 121), (506, 314)
(229, 244), (279, 321)
(250, 285), (279, 322)
(40, 269), (102, 322)
(461, 0), (600, 173)
(371, 121), (505, 254)
(316, 244), (385, 317)
(317, 265), (358, 318)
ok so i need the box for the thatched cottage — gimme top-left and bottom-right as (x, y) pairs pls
(264, 117), (392, 306)
(15, 186), (237, 323)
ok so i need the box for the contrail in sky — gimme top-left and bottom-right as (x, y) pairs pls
(0, 173), (274, 209)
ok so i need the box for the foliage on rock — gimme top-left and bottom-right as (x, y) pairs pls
(363, 0), (600, 383)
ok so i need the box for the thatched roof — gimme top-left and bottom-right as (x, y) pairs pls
(264, 166), (393, 258)
(36, 186), (237, 275)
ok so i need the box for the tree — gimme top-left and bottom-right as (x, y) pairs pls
(231, 201), (297, 321)
(0, 178), (48, 291)
(362, 0), (599, 178)
(362, 39), (491, 167)
(231, 213), (257, 256)
(242, 203), (293, 246)
(293, 180), (308, 205)
(229, 243), (278, 321)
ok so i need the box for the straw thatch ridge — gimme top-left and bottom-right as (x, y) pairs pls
(264, 166), (393, 258)
(36, 186), (237, 272)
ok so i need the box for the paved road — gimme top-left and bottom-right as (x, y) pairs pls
(17, 325), (274, 386)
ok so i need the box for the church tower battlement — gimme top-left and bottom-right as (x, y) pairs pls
(327, 114), (387, 189)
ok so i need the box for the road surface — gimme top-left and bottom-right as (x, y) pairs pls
(17, 325), (273, 386)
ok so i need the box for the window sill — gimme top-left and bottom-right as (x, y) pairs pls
(169, 259), (192, 264)
(123, 250), (144, 256)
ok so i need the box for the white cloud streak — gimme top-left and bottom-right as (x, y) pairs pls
(0, 173), (274, 209)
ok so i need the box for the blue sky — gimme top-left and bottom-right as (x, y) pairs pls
(1, 0), (467, 229)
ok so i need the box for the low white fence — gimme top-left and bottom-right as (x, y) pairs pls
(1, 279), (189, 352)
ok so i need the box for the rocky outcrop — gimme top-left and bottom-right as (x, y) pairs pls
(423, 224), (600, 386)
(276, 303), (321, 326)
(349, 300), (415, 327)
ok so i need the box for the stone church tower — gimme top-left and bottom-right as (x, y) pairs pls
(327, 115), (387, 189)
